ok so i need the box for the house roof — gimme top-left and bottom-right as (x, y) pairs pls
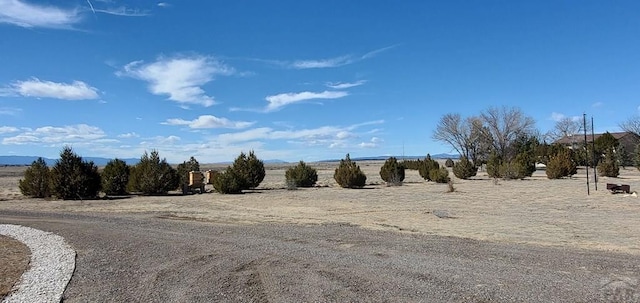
(554, 132), (634, 145)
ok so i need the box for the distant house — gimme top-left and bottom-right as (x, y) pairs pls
(554, 131), (640, 153)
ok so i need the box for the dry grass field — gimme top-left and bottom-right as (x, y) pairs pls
(2, 160), (640, 255)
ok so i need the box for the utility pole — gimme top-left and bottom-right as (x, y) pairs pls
(584, 113), (590, 195)
(591, 116), (597, 191)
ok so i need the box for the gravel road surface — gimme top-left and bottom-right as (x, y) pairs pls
(1, 210), (639, 302)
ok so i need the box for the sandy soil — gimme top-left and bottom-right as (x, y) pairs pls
(2, 161), (639, 255)
(0, 235), (30, 299)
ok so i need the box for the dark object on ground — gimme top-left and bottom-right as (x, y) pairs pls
(606, 183), (630, 194)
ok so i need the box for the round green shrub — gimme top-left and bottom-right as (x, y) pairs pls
(101, 158), (130, 196)
(418, 155), (440, 181)
(285, 161), (318, 187)
(379, 157), (405, 185)
(334, 154), (367, 188)
(429, 167), (450, 183)
(50, 146), (101, 200)
(598, 148), (619, 177)
(452, 157), (477, 179)
(546, 149), (577, 179)
(445, 158), (454, 167)
(19, 157), (51, 198)
(232, 151), (265, 190)
(129, 150), (179, 195)
(212, 167), (243, 194)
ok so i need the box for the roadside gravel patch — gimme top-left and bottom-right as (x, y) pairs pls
(0, 224), (75, 303)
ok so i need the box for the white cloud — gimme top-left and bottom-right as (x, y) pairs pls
(157, 2), (170, 8)
(95, 7), (149, 17)
(265, 90), (348, 112)
(2, 124), (106, 145)
(140, 135), (181, 146)
(0, 126), (19, 134)
(8, 78), (99, 100)
(592, 102), (604, 108)
(292, 55), (353, 69)
(119, 55), (234, 107)
(163, 115), (254, 129)
(550, 112), (580, 122)
(325, 80), (367, 89)
(286, 45), (397, 69)
(358, 136), (382, 148)
(0, 107), (22, 116)
(550, 112), (566, 122)
(361, 45), (398, 59)
(117, 132), (139, 138)
(215, 120), (384, 150)
(0, 0), (81, 29)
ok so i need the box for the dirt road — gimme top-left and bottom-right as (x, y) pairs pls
(2, 210), (639, 302)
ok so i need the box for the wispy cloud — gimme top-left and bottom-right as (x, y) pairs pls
(325, 80), (367, 89)
(95, 7), (149, 17)
(0, 107), (22, 116)
(358, 137), (382, 148)
(0, 0), (81, 29)
(215, 120), (385, 150)
(264, 90), (348, 112)
(5, 78), (99, 100)
(294, 45), (397, 69)
(292, 55), (353, 69)
(163, 115), (254, 129)
(119, 55), (234, 107)
(361, 45), (398, 59)
(2, 124), (106, 145)
(592, 102), (604, 108)
(157, 2), (170, 8)
(550, 112), (580, 122)
(0, 126), (19, 134)
(117, 132), (139, 138)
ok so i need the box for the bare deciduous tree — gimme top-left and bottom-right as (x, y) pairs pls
(479, 106), (536, 161)
(619, 115), (640, 137)
(432, 113), (473, 160)
(547, 117), (582, 142)
(432, 114), (489, 166)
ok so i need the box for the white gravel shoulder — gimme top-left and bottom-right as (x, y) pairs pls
(0, 224), (75, 303)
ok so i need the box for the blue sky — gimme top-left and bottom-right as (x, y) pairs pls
(1, 0), (639, 163)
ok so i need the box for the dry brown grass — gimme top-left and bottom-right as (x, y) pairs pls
(0, 235), (30, 299)
(2, 161), (640, 255)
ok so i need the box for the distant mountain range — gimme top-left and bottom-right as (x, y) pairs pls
(0, 156), (139, 166)
(0, 153), (459, 166)
(319, 153), (460, 162)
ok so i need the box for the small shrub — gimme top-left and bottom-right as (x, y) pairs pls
(379, 157), (405, 186)
(402, 159), (421, 170)
(598, 148), (620, 177)
(452, 157), (477, 179)
(285, 161), (318, 187)
(50, 146), (101, 200)
(418, 155), (440, 181)
(101, 158), (130, 196)
(634, 143), (640, 171)
(19, 157), (51, 198)
(546, 149), (577, 179)
(232, 151), (265, 190)
(445, 158), (454, 168)
(334, 154), (367, 188)
(212, 167), (243, 194)
(486, 152), (502, 179)
(130, 150), (179, 195)
(447, 179), (455, 192)
(429, 167), (450, 183)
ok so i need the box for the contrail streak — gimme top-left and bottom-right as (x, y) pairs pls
(86, 0), (96, 14)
